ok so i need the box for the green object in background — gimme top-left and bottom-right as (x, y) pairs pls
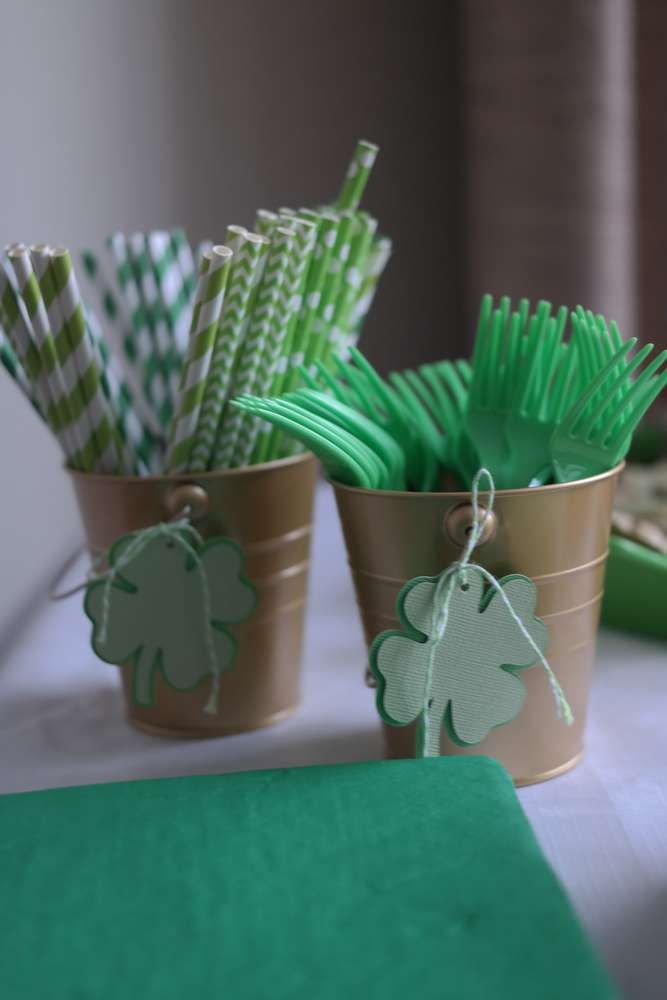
(0, 758), (616, 1000)
(602, 534), (667, 640)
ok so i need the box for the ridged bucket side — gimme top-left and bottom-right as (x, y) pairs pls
(333, 466), (621, 784)
(70, 453), (317, 737)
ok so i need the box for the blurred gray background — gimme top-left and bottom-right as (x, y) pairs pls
(0, 0), (664, 631)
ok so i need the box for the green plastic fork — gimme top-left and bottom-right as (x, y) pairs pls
(232, 397), (382, 489)
(333, 350), (439, 490)
(283, 388), (407, 489)
(550, 339), (667, 482)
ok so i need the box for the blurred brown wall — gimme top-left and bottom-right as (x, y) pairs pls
(638, 0), (667, 351)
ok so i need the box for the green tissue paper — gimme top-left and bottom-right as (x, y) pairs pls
(0, 757), (616, 999)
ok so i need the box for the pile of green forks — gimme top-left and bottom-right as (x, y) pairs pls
(232, 294), (667, 491)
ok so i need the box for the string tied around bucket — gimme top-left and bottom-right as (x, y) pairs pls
(53, 511), (223, 716)
(421, 468), (573, 756)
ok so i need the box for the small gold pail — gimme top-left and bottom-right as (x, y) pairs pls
(332, 465), (622, 785)
(69, 452), (317, 738)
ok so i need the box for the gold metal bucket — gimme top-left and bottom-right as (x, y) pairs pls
(69, 452), (317, 738)
(332, 465), (622, 785)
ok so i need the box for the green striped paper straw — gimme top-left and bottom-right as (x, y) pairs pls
(252, 217), (317, 463)
(219, 227), (295, 467)
(128, 232), (178, 414)
(16, 245), (84, 465)
(0, 256), (51, 418)
(206, 231), (269, 470)
(0, 324), (42, 416)
(322, 212), (378, 366)
(336, 139), (379, 212)
(50, 247), (123, 473)
(345, 235), (393, 354)
(167, 246), (232, 473)
(107, 232), (171, 429)
(80, 247), (161, 437)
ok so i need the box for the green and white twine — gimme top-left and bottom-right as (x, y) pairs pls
(420, 468), (573, 757)
(96, 518), (223, 715)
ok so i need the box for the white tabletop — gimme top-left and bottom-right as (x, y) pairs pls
(0, 483), (665, 999)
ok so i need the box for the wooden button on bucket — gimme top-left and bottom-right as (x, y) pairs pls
(444, 502), (497, 548)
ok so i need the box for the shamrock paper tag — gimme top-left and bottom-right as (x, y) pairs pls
(370, 570), (548, 758)
(84, 526), (256, 709)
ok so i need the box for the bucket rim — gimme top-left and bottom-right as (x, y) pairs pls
(66, 450), (316, 486)
(329, 461), (624, 500)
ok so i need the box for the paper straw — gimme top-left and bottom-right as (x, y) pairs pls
(254, 209), (279, 237)
(171, 227), (197, 301)
(107, 232), (171, 429)
(251, 217), (318, 463)
(83, 305), (147, 474)
(345, 235), (393, 354)
(50, 247), (123, 473)
(128, 232), (179, 413)
(193, 239), (213, 267)
(167, 246), (232, 473)
(0, 325), (42, 415)
(281, 212), (339, 394)
(217, 227), (295, 467)
(80, 247), (161, 436)
(323, 211), (378, 366)
(207, 231), (268, 469)
(19, 245), (84, 464)
(0, 256), (52, 418)
(336, 140), (379, 212)
(305, 211), (355, 369)
(145, 230), (191, 367)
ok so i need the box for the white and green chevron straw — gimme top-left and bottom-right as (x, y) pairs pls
(254, 209), (279, 237)
(186, 227), (248, 472)
(50, 247), (123, 473)
(252, 216), (317, 463)
(167, 245), (232, 473)
(219, 226), (295, 467)
(206, 230), (268, 470)
(336, 139), (379, 212)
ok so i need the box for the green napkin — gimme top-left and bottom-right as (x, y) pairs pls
(0, 757), (615, 999)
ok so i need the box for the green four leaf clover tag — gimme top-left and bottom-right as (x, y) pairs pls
(370, 569), (549, 758)
(84, 525), (256, 709)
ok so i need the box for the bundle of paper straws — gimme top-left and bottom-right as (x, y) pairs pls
(0, 139), (391, 476)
